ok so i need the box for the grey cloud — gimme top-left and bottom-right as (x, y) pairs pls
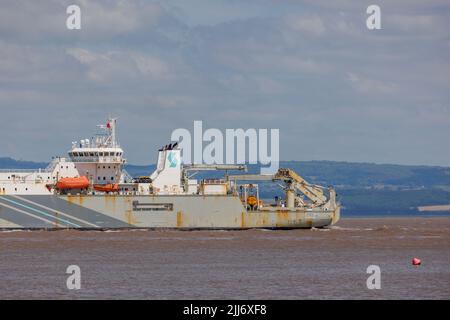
(0, 0), (449, 166)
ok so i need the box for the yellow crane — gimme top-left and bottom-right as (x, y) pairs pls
(273, 168), (328, 207)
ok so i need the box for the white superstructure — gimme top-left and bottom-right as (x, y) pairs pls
(0, 118), (128, 195)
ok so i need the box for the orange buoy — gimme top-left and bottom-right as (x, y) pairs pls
(93, 183), (119, 192)
(412, 257), (421, 266)
(56, 176), (90, 190)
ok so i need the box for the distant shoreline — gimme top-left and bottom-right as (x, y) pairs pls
(341, 213), (450, 219)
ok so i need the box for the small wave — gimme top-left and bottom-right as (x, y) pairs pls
(310, 227), (330, 232)
(373, 225), (390, 231)
(196, 237), (235, 240)
(415, 235), (442, 239)
(328, 226), (374, 231)
(0, 229), (30, 233)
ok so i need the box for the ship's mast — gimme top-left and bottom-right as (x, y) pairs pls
(99, 117), (118, 148)
(109, 118), (118, 147)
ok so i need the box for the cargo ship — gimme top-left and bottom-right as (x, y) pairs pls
(0, 118), (340, 229)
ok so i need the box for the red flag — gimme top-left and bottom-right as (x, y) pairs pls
(107, 121), (111, 129)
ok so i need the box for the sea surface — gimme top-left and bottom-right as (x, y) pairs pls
(0, 217), (449, 299)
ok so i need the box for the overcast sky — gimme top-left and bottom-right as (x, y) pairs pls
(0, 0), (449, 165)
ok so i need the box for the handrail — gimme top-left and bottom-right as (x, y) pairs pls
(121, 169), (133, 183)
(0, 169), (45, 173)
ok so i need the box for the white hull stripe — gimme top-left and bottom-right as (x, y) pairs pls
(12, 195), (99, 228)
(0, 199), (55, 226)
(0, 197), (81, 228)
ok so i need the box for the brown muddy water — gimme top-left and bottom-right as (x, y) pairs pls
(0, 217), (449, 300)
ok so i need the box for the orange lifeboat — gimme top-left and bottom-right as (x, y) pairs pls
(56, 176), (90, 190)
(93, 183), (119, 192)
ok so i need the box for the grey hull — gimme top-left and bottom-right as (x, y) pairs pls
(0, 195), (340, 229)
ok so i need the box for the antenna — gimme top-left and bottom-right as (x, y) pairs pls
(108, 117), (119, 147)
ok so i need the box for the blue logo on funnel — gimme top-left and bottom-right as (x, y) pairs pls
(168, 151), (178, 168)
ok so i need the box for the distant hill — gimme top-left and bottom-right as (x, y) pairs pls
(1, 157), (450, 215)
(123, 161), (450, 189)
(0, 157), (48, 169)
(123, 164), (155, 178)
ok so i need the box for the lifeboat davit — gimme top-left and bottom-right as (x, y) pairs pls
(94, 183), (119, 192)
(56, 176), (90, 190)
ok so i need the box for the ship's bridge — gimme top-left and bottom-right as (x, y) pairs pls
(68, 118), (126, 164)
(68, 147), (125, 164)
